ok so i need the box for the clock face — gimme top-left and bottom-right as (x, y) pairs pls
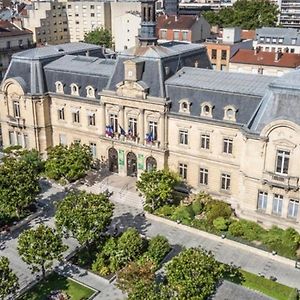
(128, 70), (133, 77)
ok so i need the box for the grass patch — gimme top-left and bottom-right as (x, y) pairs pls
(233, 270), (298, 300)
(18, 273), (94, 300)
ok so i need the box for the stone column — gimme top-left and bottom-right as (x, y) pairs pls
(159, 112), (165, 149)
(139, 109), (144, 144)
(99, 102), (105, 135)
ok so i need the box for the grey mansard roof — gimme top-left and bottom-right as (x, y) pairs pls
(249, 70), (300, 132)
(107, 42), (211, 98)
(44, 55), (115, 99)
(166, 68), (276, 125)
(2, 42), (105, 95)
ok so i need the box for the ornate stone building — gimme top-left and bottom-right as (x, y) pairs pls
(1, 0), (300, 231)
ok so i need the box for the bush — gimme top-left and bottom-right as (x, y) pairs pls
(205, 200), (232, 224)
(213, 217), (229, 232)
(171, 206), (194, 225)
(155, 205), (176, 217)
(117, 228), (145, 263)
(262, 227), (300, 259)
(102, 237), (118, 257)
(288, 288), (299, 300)
(228, 220), (266, 241)
(92, 253), (110, 276)
(145, 235), (171, 265)
(191, 199), (204, 215)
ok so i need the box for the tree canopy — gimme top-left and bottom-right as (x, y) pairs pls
(18, 224), (67, 278)
(136, 169), (180, 212)
(203, 0), (279, 29)
(84, 27), (113, 48)
(0, 149), (42, 220)
(0, 256), (19, 299)
(45, 143), (93, 183)
(55, 191), (114, 247)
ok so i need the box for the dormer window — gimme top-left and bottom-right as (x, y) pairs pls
(201, 102), (213, 118)
(70, 83), (79, 96)
(86, 86), (95, 98)
(223, 105), (237, 122)
(179, 99), (190, 114)
(55, 81), (64, 93)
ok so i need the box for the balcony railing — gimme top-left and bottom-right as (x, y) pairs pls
(262, 171), (299, 191)
(0, 43), (36, 54)
(7, 116), (26, 128)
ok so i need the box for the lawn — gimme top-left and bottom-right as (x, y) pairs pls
(18, 273), (95, 300)
(239, 270), (298, 300)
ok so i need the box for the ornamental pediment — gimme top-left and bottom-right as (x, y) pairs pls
(116, 80), (149, 99)
(272, 138), (297, 149)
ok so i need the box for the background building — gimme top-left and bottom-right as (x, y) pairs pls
(229, 48), (300, 76)
(205, 27), (253, 71)
(22, 0), (70, 45)
(0, 20), (33, 79)
(278, 0), (300, 29)
(157, 15), (211, 43)
(254, 27), (300, 54)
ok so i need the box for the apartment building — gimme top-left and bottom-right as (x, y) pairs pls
(2, 0), (300, 233)
(205, 27), (252, 71)
(22, 0), (70, 45)
(66, 0), (111, 43)
(0, 20), (33, 79)
(278, 0), (300, 29)
(254, 27), (300, 54)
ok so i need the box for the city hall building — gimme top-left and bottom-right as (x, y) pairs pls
(1, 0), (300, 231)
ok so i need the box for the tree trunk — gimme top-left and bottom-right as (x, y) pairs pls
(41, 263), (46, 279)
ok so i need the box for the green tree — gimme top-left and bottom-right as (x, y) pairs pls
(45, 143), (93, 183)
(165, 248), (225, 299)
(0, 149), (41, 219)
(0, 256), (19, 299)
(18, 224), (67, 278)
(128, 281), (171, 300)
(116, 260), (156, 293)
(84, 27), (113, 48)
(203, 0), (278, 29)
(136, 169), (180, 212)
(55, 191), (114, 251)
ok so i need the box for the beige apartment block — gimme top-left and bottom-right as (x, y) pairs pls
(23, 0), (70, 45)
(66, 0), (111, 43)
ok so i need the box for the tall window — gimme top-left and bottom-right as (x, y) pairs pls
(88, 113), (96, 126)
(9, 131), (15, 145)
(129, 117), (138, 136)
(173, 31), (179, 40)
(257, 191), (268, 211)
(17, 132), (22, 146)
(201, 134), (210, 149)
(276, 150), (290, 174)
(288, 199), (299, 219)
(272, 194), (283, 215)
(221, 173), (231, 190)
(160, 30), (167, 39)
(90, 142), (97, 158)
(148, 121), (158, 140)
(211, 49), (217, 59)
(179, 130), (188, 145)
(179, 163), (187, 180)
(24, 134), (29, 149)
(110, 114), (118, 132)
(13, 101), (20, 118)
(182, 31), (188, 41)
(72, 110), (80, 123)
(59, 134), (67, 145)
(221, 50), (227, 60)
(223, 138), (233, 154)
(58, 108), (65, 120)
(199, 168), (208, 185)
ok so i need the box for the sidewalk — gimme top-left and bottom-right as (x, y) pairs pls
(81, 174), (300, 290)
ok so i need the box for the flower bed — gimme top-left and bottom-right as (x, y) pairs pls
(154, 192), (300, 260)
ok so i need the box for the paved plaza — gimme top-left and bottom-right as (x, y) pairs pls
(1, 173), (300, 299)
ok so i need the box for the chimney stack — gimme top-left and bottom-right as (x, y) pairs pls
(254, 47), (260, 55)
(275, 50), (282, 62)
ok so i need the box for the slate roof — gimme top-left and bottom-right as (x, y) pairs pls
(166, 67), (276, 125)
(230, 49), (300, 68)
(255, 27), (300, 46)
(107, 42), (211, 98)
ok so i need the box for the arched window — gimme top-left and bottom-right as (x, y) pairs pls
(86, 86), (95, 98)
(201, 102), (213, 118)
(70, 83), (79, 96)
(55, 81), (64, 93)
(179, 99), (191, 114)
(223, 105), (237, 122)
